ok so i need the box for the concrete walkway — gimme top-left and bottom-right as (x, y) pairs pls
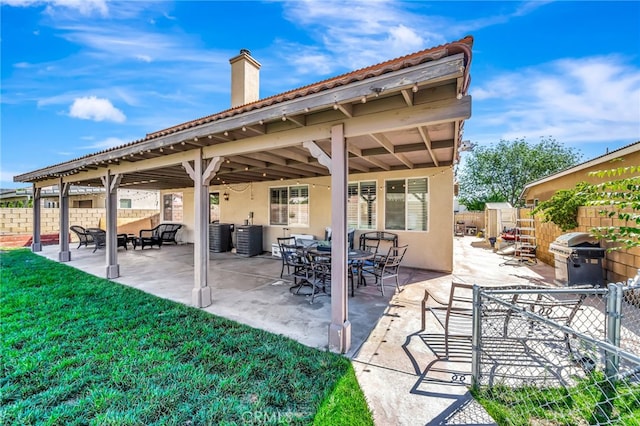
(33, 235), (557, 425)
(354, 236), (556, 425)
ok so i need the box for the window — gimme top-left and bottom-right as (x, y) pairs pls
(163, 192), (183, 222)
(348, 181), (377, 230)
(384, 178), (428, 231)
(119, 198), (132, 209)
(209, 192), (220, 223)
(270, 185), (309, 226)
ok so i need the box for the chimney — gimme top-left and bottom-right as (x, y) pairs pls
(229, 49), (261, 108)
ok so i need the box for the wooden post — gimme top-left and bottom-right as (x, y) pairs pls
(183, 151), (222, 308)
(328, 123), (351, 354)
(31, 184), (42, 252)
(102, 171), (122, 279)
(58, 179), (71, 262)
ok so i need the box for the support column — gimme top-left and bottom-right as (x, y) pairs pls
(328, 123), (351, 354)
(102, 172), (122, 279)
(183, 152), (222, 308)
(58, 179), (71, 262)
(31, 185), (42, 252)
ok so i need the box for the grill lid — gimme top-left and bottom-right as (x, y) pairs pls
(551, 232), (598, 247)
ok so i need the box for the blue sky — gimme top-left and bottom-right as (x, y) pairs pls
(1, 0), (639, 189)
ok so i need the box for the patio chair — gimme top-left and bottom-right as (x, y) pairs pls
(361, 244), (408, 295)
(323, 227), (355, 249)
(282, 244), (314, 295)
(277, 236), (297, 278)
(70, 225), (94, 249)
(85, 228), (106, 253)
(85, 228), (129, 252)
(306, 250), (332, 304)
(421, 282), (474, 358)
(138, 223), (182, 249)
(421, 282), (584, 359)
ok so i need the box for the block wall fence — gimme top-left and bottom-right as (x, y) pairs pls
(455, 207), (638, 284)
(526, 207), (639, 285)
(0, 208), (159, 241)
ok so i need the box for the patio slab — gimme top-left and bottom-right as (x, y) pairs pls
(34, 236), (557, 425)
(35, 242), (438, 356)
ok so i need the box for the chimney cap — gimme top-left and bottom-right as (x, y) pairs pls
(240, 48), (251, 55)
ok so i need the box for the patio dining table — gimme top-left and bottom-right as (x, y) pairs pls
(307, 247), (375, 297)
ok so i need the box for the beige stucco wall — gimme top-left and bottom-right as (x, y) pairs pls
(162, 167), (454, 272)
(524, 148), (640, 204)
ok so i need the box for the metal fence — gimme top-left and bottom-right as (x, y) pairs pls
(470, 271), (640, 425)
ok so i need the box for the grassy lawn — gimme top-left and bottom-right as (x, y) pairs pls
(0, 249), (373, 425)
(472, 371), (640, 425)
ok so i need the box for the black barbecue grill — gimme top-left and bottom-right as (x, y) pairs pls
(549, 232), (606, 287)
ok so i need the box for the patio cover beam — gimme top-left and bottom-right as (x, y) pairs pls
(201, 96), (469, 160)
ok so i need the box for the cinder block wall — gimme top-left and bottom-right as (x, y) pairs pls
(0, 208), (159, 241)
(532, 206), (640, 284)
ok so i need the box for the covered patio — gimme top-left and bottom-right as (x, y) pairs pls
(35, 242), (440, 356)
(16, 37), (473, 353)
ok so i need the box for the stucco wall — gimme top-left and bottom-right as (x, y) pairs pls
(524, 148), (640, 204)
(162, 167), (454, 272)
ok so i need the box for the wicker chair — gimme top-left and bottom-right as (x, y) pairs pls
(70, 225), (95, 249)
(138, 223), (182, 249)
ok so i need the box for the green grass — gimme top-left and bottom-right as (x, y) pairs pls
(472, 371), (640, 425)
(0, 249), (373, 425)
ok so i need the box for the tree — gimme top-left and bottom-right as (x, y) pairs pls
(457, 137), (582, 207)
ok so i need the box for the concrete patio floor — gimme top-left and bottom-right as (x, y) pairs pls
(36, 236), (557, 425)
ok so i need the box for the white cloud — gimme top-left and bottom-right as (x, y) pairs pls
(4, 0), (108, 16)
(280, 0), (434, 72)
(81, 136), (129, 150)
(0, 169), (21, 184)
(69, 96), (126, 122)
(135, 54), (152, 63)
(469, 56), (640, 145)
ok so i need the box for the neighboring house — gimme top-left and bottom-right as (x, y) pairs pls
(0, 186), (160, 210)
(14, 37), (474, 353)
(521, 141), (640, 206)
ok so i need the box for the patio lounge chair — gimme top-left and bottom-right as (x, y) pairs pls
(138, 223), (182, 249)
(70, 225), (95, 249)
(85, 228), (129, 252)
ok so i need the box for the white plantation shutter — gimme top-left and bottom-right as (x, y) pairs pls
(347, 181), (377, 229)
(359, 181), (376, 230)
(407, 178), (428, 231)
(288, 185), (309, 227)
(270, 187), (288, 225)
(384, 178), (428, 231)
(385, 180), (405, 230)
